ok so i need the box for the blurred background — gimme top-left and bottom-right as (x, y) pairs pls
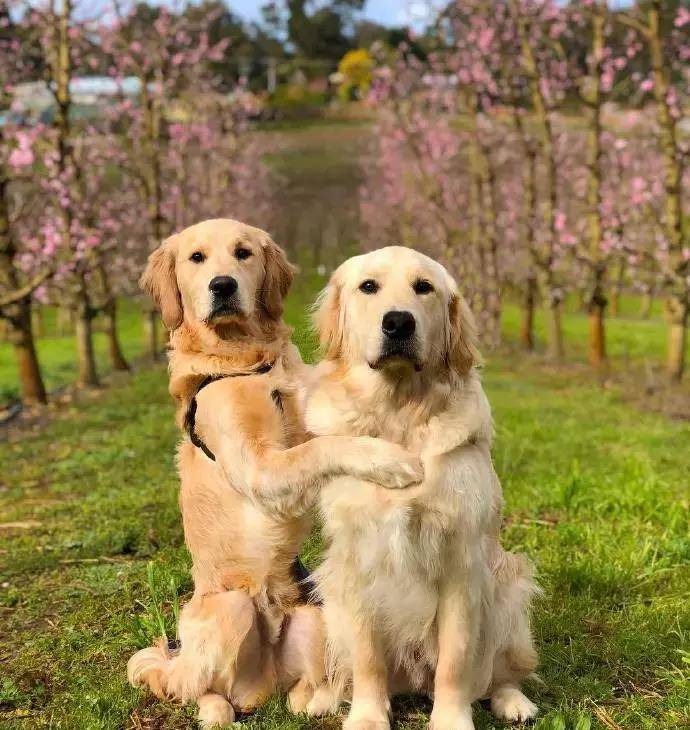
(0, 2), (688, 729)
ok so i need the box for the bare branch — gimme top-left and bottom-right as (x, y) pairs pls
(0, 268), (53, 309)
(616, 12), (650, 38)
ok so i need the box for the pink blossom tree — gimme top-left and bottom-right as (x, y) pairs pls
(0, 5), (51, 404)
(619, 0), (689, 382)
(100, 2), (231, 358)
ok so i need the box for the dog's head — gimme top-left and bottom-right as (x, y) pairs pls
(314, 246), (479, 376)
(140, 219), (295, 332)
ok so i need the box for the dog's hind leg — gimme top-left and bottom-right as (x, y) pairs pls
(488, 552), (540, 723)
(278, 604), (327, 713)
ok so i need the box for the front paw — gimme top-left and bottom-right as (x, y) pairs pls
(491, 686), (538, 723)
(343, 700), (391, 730)
(344, 721), (390, 730)
(362, 440), (424, 489)
(306, 683), (340, 717)
(429, 703), (474, 730)
(344, 717), (390, 730)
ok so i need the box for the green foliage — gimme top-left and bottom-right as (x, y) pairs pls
(268, 84), (327, 117)
(286, 0), (364, 63)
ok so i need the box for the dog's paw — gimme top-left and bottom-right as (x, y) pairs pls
(491, 686), (538, 723)
(429, 703), (475, 730)
(381, 454), (425, 489)
(343, 700), (391, 730)
(359, 440), (424, 489)
(287, 679), (314, 714)
(197, 692), (235, 728)
(343, 719), (390, 730)
(305, 684), (340, 717)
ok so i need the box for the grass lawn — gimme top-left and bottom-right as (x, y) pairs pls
(1, 288), (688, 730)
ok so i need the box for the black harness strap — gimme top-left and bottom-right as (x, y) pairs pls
(292, 556), (321, 606)
(183, 361), (273, 461)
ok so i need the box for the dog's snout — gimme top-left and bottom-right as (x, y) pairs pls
(382, 310), (416, 340)
(209, 276), (238, 297)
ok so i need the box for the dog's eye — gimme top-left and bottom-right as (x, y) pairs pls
(359, 279), (379, 294)
(190, 251), (205, 263)
(235, 247), (252, 260)
(413, 279), (434, 295)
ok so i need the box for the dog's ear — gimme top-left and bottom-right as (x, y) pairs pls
(139, 235), (183, 331)
(259, 235), (296, 321)
(312, 270), (344, 360)
(446, 291), (481, 375)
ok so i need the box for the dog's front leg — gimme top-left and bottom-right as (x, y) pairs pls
(344, 618), (390, 730)
(429, 576), (479, 730)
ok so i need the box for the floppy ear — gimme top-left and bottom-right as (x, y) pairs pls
(139, 236), (183, 331)
(259, 235), (296, 320)
(446, 292), (482, 375)
(312, 271), (344, 360)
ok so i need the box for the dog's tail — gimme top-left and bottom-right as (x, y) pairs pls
(127, 638), (172, 699)
(127, 637), (219, 702)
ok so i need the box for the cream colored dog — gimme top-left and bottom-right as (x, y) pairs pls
(304, 247), (539, 730)
(126, 221), (423, 727)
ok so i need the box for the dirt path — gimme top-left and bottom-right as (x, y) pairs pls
(260, 120), (371, 270)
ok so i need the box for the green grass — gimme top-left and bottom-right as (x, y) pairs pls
(1, 289), (688, 730)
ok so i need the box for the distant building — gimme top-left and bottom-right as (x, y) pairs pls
(3, 77), (143, 126)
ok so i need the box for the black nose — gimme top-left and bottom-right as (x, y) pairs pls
(209, 276), (238, 297)
(382, 310), (416, 340)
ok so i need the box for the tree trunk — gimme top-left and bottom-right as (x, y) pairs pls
(587, 268), (608, 368)
(143, 307), (159, 361)
(0, 169), (47, 404)
(640, 289), (653, 319)
(520, 274), (537, 351)
(610, 258), (626, 317)
(8, 302), (47, 405)
(74, 290), (98, 387)
(547, 296), (564, 361)
(666, 297), (688, 383)
(647, 2), (688, 380)
(512, 0), (561, 340)
(104, 299), (129, 371)
(588, 301), (607, 368)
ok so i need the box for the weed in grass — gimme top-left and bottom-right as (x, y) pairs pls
(131, 562), (181, 648)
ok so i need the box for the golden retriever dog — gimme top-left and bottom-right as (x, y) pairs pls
(126, 221), (423, 727)
(304, 246), (539, 730)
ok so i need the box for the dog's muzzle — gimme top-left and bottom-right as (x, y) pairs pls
(370, 310), (422, 371)
(208, 275), (241, 319)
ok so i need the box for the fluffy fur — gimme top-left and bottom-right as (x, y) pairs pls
(127, 221), (423, 726)
(305, 247), (540, 730)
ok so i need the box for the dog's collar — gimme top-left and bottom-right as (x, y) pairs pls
(183, 361), (274, 461)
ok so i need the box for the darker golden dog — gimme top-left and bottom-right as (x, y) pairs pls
(127, 220), (422, 726)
